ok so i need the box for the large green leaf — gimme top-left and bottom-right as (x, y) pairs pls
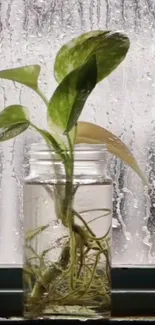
(0, 105), (30, 141)
(48, 56), (97, 133)
(54, 30), (130, 84)
(76, 121), (148, 186)
(0, 65), (40, 91)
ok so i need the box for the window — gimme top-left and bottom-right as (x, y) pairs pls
(0, 0), (155, 318)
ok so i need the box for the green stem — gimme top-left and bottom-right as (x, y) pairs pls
(66, 133), (74, 174)
(73, 209), (111, 241)
(36, 88), (49, 107)
(62, 133), (76, 288)
(61, 133), (74, 226)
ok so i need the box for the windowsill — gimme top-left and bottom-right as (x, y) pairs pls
(0, 267), (155, 319)
(0, 317), (155, 323)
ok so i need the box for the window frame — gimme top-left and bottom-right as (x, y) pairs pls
(0, 267), (155, 318)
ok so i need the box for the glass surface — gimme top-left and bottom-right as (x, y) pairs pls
(23, 146), (112, 319)
(0, 0), (154, 267)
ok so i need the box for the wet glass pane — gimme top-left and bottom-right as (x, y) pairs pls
(0, 0), (154, 266)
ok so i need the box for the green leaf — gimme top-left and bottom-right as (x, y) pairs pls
(31, 124), (62, 152)
(0, 65), (40, 90)
(76, 121), (149, 187)
(0, 123), (29, 142)
(30, 124), (67, 161)
(0, 105), (29, 128)
(0, 105), (30, 141)
(54, 30), (130, 84)
(48, 56), (97, 133)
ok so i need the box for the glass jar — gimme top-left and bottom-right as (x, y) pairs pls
(23, 143), (112, 319)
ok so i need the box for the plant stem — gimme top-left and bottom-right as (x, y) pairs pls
(61, 134), (74, 226)
(67, 133), (74, 174)
(36, 88), (49, 107)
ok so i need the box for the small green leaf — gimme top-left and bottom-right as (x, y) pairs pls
(0, 105), (30, 141)
(76, 121), (149, 186)
(31, 124), (67, 162)
(0, 123), (29, 141)
(0, 105), (29, 128)
(31, 124), (62, 152)
(48, 56), (97, 133)
(0, 65), (40, 90)
(54, 30), (130, 84)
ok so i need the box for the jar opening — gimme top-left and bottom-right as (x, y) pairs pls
(25, 143), (110, 184)
(29, 143), (107, 162)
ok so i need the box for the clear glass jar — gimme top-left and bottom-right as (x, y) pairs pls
(23, 143), (112, 319)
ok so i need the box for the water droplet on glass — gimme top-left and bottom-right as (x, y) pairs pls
(146, 72), (152, 80)
(124, 231), (132, 241)
(133, 199), (138, 209)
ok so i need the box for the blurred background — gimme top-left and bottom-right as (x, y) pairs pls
(0, 0), (155, 266)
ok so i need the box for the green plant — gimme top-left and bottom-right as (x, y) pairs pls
(0, 30), (148, 317)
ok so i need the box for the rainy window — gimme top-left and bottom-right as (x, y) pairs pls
(0, 0), (154, 267)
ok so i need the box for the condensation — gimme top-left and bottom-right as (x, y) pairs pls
(0, 0), (155, 266)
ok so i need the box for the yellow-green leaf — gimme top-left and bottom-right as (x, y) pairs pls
(0, 105), (30, 141)
(0, 123), (29, 142)
(48, 56), (97, 133)
(0, 105), (29, 128)
(0, 65), (40, 91)
(76, 121), (148, 186)
(30, 123), (67, 162)
(54, 30), (130, 84)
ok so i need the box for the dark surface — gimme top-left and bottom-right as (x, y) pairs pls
(0, 267), (155, 318)
(0, 319), (155, 324)
(112, 267), (155, 290)
(0, 267), (154, 290)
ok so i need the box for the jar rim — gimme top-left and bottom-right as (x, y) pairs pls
(29, 143), (107, 162)
(30, 143), (107, 152)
